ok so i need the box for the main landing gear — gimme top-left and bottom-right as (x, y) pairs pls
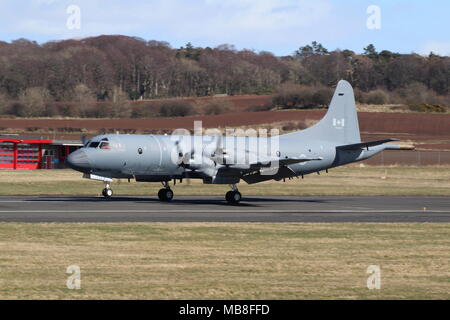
(102, 182), (113, 198)
(101, 179), (241, 204)
(158, 181), (174, 202)
(225, 184), (242, 204)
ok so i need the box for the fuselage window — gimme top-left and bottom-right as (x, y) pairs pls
(89, 142), (100, 148)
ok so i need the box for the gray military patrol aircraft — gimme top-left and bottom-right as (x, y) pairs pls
(67, 80), (411, 204)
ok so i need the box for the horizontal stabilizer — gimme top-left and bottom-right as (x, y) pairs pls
(337, 139), (399, 151)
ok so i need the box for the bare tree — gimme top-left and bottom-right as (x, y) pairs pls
(18, 87), (50, 117)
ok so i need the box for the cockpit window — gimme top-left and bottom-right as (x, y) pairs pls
(86, 138), (110, 149)
(99, 141), (110, 150)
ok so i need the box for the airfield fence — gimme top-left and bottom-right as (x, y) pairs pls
(365, 150), (450, 166)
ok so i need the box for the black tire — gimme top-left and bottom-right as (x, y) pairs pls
(232, 191), (242, 204)
(158, 188), (173, 202)
(102, 188), (113, 198)
(226, 191), (242, 204)
(158, 188), (167, 201)
(165, 189), (174, 202)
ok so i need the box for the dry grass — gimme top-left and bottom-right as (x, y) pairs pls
(0, 223), (448, 300)
(0, 166), (450, 196)
(357, 104), (408, 113)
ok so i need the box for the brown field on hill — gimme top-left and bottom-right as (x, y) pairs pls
(1, 110), (450, 134)
(1, 110), (450, 150)
(2, 91), (450, 154)
(132, 94), (274, 111)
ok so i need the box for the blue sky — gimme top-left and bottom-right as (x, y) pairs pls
(0, 0), (448, 56)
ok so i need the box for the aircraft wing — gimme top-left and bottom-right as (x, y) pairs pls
(272, 157), (323, 167)
(336, 139), (399, 150)
(217, 157), (323, 174)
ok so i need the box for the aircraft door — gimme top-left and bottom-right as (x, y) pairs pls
(133, 136), (162, 175)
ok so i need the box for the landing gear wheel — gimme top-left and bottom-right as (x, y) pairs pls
(165, 189), (174, 202)
(158, 188), (174, 202)
(225, 191), (233, 203)
(158, 189), (166, 201)
(226, 191), (242, 204)
(102, 188), (113, 198)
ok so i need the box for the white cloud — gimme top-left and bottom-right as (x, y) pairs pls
(419, 41), (450, 56)
(0, 0), (343, 52)
(158, 0), (335, 46)
(31, 0), (58, 5)
(2, 0), (331, 37)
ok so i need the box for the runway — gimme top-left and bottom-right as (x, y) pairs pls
(0, 195), (449, 222)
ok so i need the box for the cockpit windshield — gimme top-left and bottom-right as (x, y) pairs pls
(86, 138), (110, 150)
(88, 142), (100, 148)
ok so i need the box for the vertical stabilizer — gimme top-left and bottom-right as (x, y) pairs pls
(282, 80), (361, 145)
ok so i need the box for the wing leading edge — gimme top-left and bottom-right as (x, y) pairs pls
(217, 157), (323, 174)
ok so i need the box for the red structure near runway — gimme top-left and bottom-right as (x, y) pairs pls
(0, 136), (82, 170)
(0, 137), (51, 169)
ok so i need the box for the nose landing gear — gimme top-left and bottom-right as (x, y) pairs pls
(158, 181), (174, 202)
(102, 182), (113, 198)
(225, 184), (242, 204)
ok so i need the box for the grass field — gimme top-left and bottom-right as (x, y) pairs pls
(1, 167), (449, 300)
(0, 166), (450, 196)
(0, 222), (448, 300)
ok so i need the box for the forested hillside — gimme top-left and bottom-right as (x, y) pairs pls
(0, 35), (448, 117)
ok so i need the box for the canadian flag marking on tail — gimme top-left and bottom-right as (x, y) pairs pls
(333, 118), (345, 129)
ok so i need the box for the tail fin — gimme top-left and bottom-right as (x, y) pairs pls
(282, 80), (361, 145)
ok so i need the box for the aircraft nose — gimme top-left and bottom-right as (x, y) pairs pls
(66, 149), (91, 173)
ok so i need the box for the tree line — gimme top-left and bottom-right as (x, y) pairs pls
(0, 35), (448, 117)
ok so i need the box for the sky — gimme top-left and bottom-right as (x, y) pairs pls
(0, 0), (448, 56)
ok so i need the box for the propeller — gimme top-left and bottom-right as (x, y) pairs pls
(209, 134), (229, 165)
(174, 133), (231, 177)
(174, 140), (195, 168)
